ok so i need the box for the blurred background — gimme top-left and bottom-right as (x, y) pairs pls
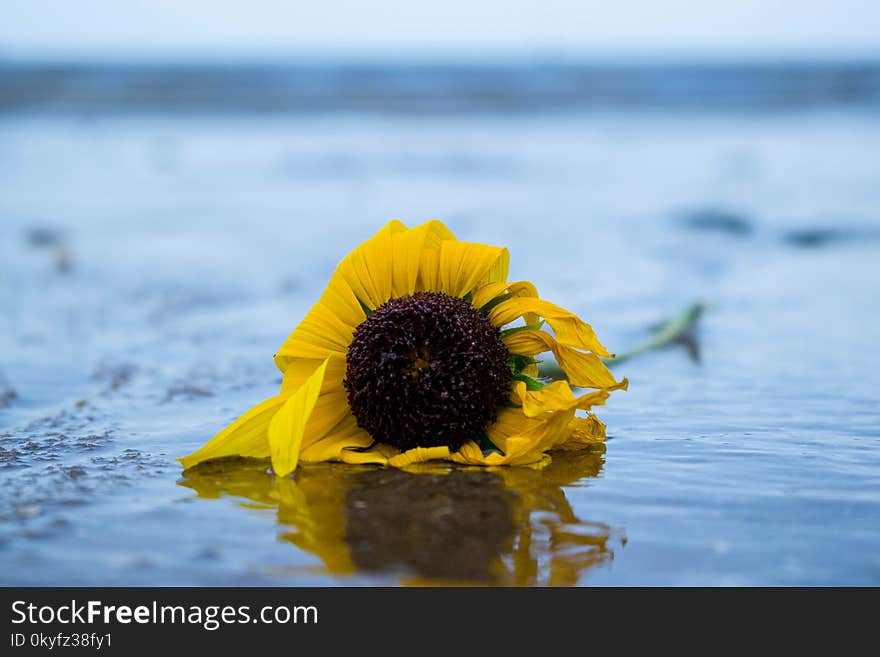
(1, 1), (879, 585)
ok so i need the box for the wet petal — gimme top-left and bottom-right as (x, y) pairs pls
(299, 415), (374, 462)
(339, 443), (400, 466)
(449, 440), (509, 466)
(556, 361), (614, 390)
(300, 388), (352, 447)
(178, 394), (286, 469)
(556, 414), (607, 450)
(490, 298), (612, 357)
(495, 405), (575, 459)
(504, 329), (621, 389)
(388, 445), (451, 468)
(448, 406), (574, 466)
(281, 356), (351, 458)
(512, 380), (614, 416)
(514, 380), (574, 416)
(268, 359), (329, 476)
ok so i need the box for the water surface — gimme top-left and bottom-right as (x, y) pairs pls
(1, 66), (879, 585)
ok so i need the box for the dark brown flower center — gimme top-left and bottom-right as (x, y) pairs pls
(343, 292), (511, 452)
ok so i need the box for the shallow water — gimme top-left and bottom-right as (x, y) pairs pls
(1, 106), (879, 585)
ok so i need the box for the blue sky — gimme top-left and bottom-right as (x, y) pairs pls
(3, 0), (878, 60)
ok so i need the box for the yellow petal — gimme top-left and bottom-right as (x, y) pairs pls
(449, 440), (510, 466)
(500, 404), (574, 458)
(388, 445), (451, 468)
(450, 406), (574, 466)
(472, 280), (540, 311)
(274, 277), (364, 370)
(275, 222), (414, 370)
(338, 220), (408, 311)
(279, 304), (352, 360)
(471, 281), (508, 309)
(317, 275), (368, 334)
(506, 330), (614, 389)
(419, 219), (458, 249)
(481, 408), (542, 455)
(502, 328), (549, 356)
(415, 220), (460, 292)
(178, 393), (287, 469)
(299, 415), (373, 462)
(300, 387), (352, 448)
(511, 380), (613, 416)
(268, 358), (329, 476)
(506, 280), (539, 298)
(276, 220), (465, 372)
(390, 227), (425, 298)
(339, 443), (400, 466)
(280, 356), (351, 457)
(299, 413), (402, 465)
(504, 330), (621, 389)
(390, 221), (457, 298)
(514, 380), (574, 416)
(437, 240), (510, 297)
(280, 354), (347, 393)
(556, 414), (607, 450)
(417, 247), (442, 293)
(490, 298), (612, 357)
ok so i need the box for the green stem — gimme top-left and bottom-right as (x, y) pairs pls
(537, 302), (705, 378)
(608, 302), (704, 366)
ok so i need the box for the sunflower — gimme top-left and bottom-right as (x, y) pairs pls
(179, 220), (627, 476)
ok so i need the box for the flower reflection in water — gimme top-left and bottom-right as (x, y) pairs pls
(179, 448), (623, 585)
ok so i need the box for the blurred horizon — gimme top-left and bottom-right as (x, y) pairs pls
(3, 58), (879, 116)
(5, 1), (879, 117)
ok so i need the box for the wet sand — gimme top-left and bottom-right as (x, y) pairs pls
(1, 107), (879, 585)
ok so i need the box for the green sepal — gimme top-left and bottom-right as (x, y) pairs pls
(358, 299), (374, 317)
(479, 293), (511, 314)
(474, 431), (505, 456)
(508, 353), (534, 374)
(500, 321), (544, 339)
(512, 373), (546, 390)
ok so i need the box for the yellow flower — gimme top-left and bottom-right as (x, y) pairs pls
(179, 220), (627, 476)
